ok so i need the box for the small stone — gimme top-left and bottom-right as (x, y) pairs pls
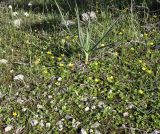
(80, 128), (87, 134)
(151, 130), (160, 134)
(91, 122), (100, 128)
(123, 112), (129, 117)
(95, 130), (102, 134)
(4, 125), (13, 132)
(30, 120), (38, 126)
(61, 20), (75, 27)
(46, 123), (51, 128)
(13, 19), (22, 28)
(14, 74), (24, 81)
(0, 59), (8, 64)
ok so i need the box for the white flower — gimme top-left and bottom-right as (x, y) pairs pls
(72, 119), (80, 128)
(123, 112), (129, 117)
(8, 5), (12, 9)
(4, 125), (13, 132)
(0, 59), (8, 64)
(28, 2), (32, 6)
(57, 77), (62, 81)
(14, 74), (24, 81)
(61, 20), (75, 27)
(46, 123), (51, 128)
(91, 105), (96, 110)
(13, 19), (22, 28)
(39, 120), (44, 127)
(30, 120), (38, 126)
(84, 106), (90, 112)
(22, 108), (27, 112)
(24, 12), (29, 17)
(0, 92), (4, 99)
(48, 95), (53, 99)
(12, 12), (18, 16)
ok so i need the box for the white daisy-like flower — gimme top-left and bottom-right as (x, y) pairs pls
(39, 120), (44, 127)
(4, 125), (13, 132)
(46, 123), (51, 128)
(0, 59), (8, 64)
(8, 5), (12, 9)
(57, 77), (62, 81)
(30, 120), (39, 126)
(84, 106), (90, 112)
(12, 12), (18, 16)
(24, 12), (29, 17)
(13, 19), (22, 28)
(28, 2), (32, 6)
(14, 74), (24, 81)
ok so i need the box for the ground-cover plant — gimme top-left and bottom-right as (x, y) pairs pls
(0, 1), (160, 134)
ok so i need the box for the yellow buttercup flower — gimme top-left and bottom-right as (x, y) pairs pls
(47, 51), (52, 55)
(107, 76), (114, 82)
(118, 32), (123, 35)
(66, 36), (70, 39)
(68, 62), (74, 68)
(59, 63), (64, 67)
(146, 69), (152, 74)
(12, 112), (17, 117)
(95, 78), (100, 83)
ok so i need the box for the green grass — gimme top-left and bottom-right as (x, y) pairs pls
(0, 1), (160, 134)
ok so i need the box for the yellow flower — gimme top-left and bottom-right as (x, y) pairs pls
(95, 78), (100, 83)
(148, 42), (154, 46)
(55, 82), (60, 86)
(61, 39), (66, 44)
(146, 69), (152, 74)
(47, 51), (52, 55)
(118, 32), (123, 35)
(142, 66), (147, 71)
(68, 62), (74, 68)
(74, 35), (78, 39)
(59, 63), (64, 67)
(100, 44), (105, 47)
(12, 112), (17, 117)
(107, 76), (114, 82)
(66, 36), (70, 39)
(43, 68), (48, 74)
(114, 52), (119, 56)
(138, 89), (144, 94)
(61, 54), (65, 57)
(138, 60), (143, 64)
(58, 57), (62, 61)
(88, 77), (92, 80)
(131, 47), (134, 51)
(50, 56), (54, 59)
(143, 33), (148, 38)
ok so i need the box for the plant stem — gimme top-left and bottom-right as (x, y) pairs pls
(85, 52), (89, 64)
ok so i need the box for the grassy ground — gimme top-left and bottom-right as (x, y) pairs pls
(0, 1), (160, 134)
